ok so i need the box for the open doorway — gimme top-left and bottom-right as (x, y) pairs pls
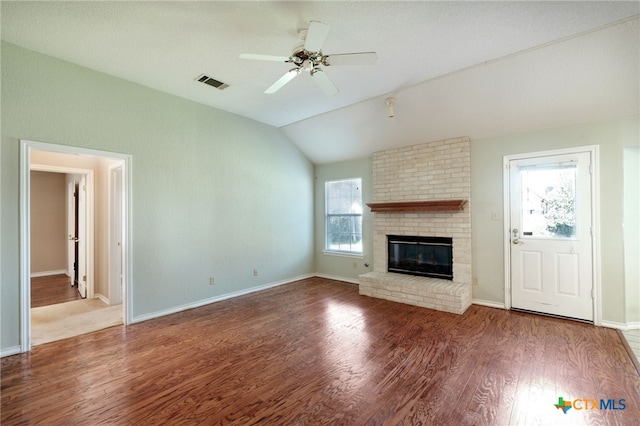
(30, 166), (93, 300)
(19, 140), (132, 352)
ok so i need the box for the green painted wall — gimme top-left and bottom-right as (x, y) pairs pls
(471, 116), (640, 324)
(314, 117), (639, 325)
(624, 147), (640, 324)
(314, 157), (373, 281)
(1, 42), (314, 352)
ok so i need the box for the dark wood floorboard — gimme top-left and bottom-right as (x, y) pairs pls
(31, 274), (82, 308)
(3, 277), (639, 425)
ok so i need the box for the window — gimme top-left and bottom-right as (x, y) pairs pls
(520, 164), (577, 238)
(325, 178), (362, 254)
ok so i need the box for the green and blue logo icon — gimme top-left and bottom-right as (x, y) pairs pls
(554, 397), (572, 414)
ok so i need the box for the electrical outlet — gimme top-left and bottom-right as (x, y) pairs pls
(209, 276), (215, 285)
(253, 269), (258, 276)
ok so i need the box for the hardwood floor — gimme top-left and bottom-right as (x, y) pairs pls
(3, 277), (639, 425)
(31, 274), (82, 308)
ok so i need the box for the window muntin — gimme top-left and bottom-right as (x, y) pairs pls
(325, 178), (362, 254)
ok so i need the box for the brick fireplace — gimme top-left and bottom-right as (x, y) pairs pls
(359, 137), (472, 314)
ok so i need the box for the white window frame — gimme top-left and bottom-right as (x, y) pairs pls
(324, 178), (363, 256)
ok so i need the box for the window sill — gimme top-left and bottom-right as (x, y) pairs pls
(322, 250), (364, 259)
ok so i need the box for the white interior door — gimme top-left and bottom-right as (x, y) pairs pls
(67, 180), (75, 283)
(77, 175), (87, 298)
(509, 152), (593, 321)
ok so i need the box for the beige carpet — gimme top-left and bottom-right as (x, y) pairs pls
(31, 299), (122, 346)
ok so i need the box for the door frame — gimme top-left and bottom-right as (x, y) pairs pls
(31, 164), (94, 299)
(502, 145), (601, 325)
(19, 139), (133, 352)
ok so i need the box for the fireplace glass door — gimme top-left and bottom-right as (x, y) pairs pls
(388, 235), (453, 280)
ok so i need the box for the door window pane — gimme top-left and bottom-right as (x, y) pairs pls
(520, 165), (577, 239)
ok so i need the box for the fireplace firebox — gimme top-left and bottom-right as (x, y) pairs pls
(387, 235), (453, 280)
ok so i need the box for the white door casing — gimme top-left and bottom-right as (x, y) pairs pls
(19, 139), (133, 353)
(108, 164), (124, 305)
(504, 147), (600, 323)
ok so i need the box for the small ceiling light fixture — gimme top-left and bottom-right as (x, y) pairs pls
(385, 97), (396, 118)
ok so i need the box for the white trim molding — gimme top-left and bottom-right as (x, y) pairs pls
(316, 273), (360, 285)
(627, 322), (640, 330)
(31, 270), (67, 278)
(19, 141), (31, 352)
(601, 320), (631, 331)
(602, 321), (640, 331)
(1, 346), (22, 358)
(131, 274), (315, 324)
(472, 299), (507, 310)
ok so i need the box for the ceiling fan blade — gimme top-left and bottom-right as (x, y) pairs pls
(323, 52), (378, 66)
(240, 53), (290, 62)
(304, 21), (330, 52)
(265, 68), (301, 94)
(311, 68), (338, 96)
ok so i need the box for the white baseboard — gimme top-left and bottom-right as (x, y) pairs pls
(472, 299), (506, 309)
(1, 346), (22, 358)
(30, 269), (67, 278)
(626, 322), (640, 330)
(604, 321), (640, 331)
(95, 294), (110, 305)
(601, 320), (631, 330)
(315, 273), (359, 285)
(131, 273), (315, 324)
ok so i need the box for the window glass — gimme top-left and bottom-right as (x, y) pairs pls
(520, 165), (577, 239)
(325, 178), (362, 253)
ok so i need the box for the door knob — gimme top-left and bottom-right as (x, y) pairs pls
(69, 235), (79, 242)
(513, 238), (523, 245)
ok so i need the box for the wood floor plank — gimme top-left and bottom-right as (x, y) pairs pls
(31, 274), (82, 307)
(3, 277), (639, 425)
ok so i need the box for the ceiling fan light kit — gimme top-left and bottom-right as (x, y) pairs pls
(240, 20), (377, 95)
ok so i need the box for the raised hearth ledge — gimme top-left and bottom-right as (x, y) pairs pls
(359, 272), (472, 315)
(366, 199), (467, 212)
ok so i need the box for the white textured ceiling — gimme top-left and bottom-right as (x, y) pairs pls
(2, 1), (639, 163)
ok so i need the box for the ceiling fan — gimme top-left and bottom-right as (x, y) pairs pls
(240, 21), (377, 96)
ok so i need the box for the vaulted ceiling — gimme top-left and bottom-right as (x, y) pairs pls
(2, 1), (639, 163)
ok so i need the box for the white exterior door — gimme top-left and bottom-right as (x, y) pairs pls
(509, 151), (593, 321)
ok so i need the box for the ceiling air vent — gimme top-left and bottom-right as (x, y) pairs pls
(195, 74), (229, 90)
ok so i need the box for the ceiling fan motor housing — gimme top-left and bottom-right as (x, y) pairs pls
(291, 46), (323, 68)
